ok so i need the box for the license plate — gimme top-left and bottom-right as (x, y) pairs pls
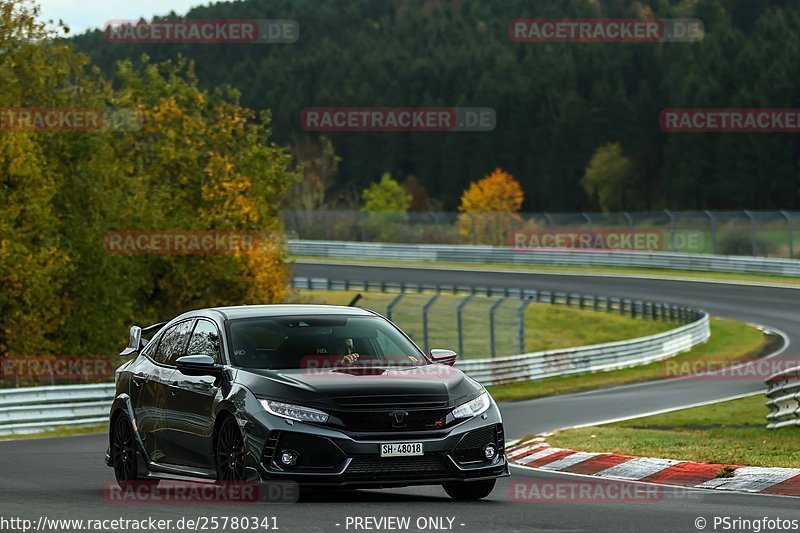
(380, 442), (424, 457)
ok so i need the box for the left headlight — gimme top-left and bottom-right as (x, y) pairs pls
(452, 391), (491, 419)
(260, 400), (329, 423)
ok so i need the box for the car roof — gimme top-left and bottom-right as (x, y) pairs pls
(202, 304), (376, 321)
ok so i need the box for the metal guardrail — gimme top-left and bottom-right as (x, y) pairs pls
(0, 278), (710, 436)
(765, 369), (800, 429)
(0, 383), (113, 436)
(289, 240), (800, 277)
(458, 314), (709, 386)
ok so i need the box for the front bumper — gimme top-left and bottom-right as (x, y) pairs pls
(245, 404), (509, 488)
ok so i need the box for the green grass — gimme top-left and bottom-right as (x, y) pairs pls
(487, 317), (767, 401)
(547, 395), (800, 468)
(291, 256), (800, 287)
(0, 423), (107, 442)
(292, 289), (678, 359)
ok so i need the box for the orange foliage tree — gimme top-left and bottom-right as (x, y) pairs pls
(457, 168), (525, 245)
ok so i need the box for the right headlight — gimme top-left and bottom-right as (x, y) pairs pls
(452, 391), (491, 419)
(260, 400), (329, 423)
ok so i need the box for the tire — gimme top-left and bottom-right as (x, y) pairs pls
(110, 413), (139, 489)
(215, 416), (246, 483)
(442, 479), (496, 500)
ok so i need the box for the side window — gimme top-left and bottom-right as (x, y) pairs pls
(187, 319), (222, 363)
(154, 320), (194, 366)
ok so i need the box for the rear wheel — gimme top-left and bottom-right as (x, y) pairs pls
(216, 416), (246, 482)
(442, 479), (496, 500)
(111, 414), (138, 488)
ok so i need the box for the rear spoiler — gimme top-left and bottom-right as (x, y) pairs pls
(119, 322), (167, 356)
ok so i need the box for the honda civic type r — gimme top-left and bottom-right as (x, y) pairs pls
(106, 305), (509, 500)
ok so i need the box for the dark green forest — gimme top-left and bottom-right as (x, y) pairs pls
(71, 0), (800, 211)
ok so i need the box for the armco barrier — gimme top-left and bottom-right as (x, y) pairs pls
(457, 314), (708, 385)
(0, 383), (114, 436)
(288, 240), (800, 277)
(765, 368), (800, 429)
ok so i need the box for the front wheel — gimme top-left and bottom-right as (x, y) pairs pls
(442, 479), (496, 500)
(216, 416), (246, 482)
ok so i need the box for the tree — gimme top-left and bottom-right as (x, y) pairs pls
(581, 143), (636, 213)
(457, 168), (524, 245)
(362, 173), (411, 213)
(361, 173), (411, 241)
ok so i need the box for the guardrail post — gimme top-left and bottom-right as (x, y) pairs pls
(386, 293), (404, 322)
(457, 294), (475, 356)
(781, 210), (794, 259)
(744, 210), (757, 256)
(664, 209), (676, 252)
(515, 297), (535, 354)
(489, 297), (507, 358)
(422, 294), (440, 354)
(704, 210), (717, 254)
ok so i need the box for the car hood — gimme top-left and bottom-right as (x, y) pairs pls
(235, 364), (482, 410)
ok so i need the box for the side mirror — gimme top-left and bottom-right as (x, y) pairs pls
(119, 326), (142, 356)
(176, 355), (223, 377)
(430, 349), (457, 366)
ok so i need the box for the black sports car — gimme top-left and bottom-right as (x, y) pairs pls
(106, 305), (509, 500)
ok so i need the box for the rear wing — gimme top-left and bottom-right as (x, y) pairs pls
(119, 322), (167, 356)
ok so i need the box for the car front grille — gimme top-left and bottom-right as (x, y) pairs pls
(333, 408), (451, 432)
(345, 455), (452, 480)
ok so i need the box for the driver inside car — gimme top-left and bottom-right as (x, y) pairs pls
(338, 338), (360, 365)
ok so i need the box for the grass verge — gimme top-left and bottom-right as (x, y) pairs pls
(487, 317), (769, 402)
(292, 289), (678, 359)
(546, 395), (800, 468)
(0, 423), (107, 442)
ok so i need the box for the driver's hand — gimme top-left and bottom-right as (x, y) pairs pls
(341, 353), (360, 364)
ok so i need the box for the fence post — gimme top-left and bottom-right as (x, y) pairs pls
(422, 294), (440, 354)
(489, 297), (507, 358)
(704, 210), (717, 254)
(781, 210), (794, 259)
(469, 213), (477, 245)
(386, 293), (404, 322)
(516, 297), (535, 354)
(457, 294), (475, 356)
(744, 210), (757, 256)
(664, 209), (676, 252)
(623, 212), (634, 232)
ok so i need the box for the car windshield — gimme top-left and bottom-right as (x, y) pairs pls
(226, 315), (425, 370)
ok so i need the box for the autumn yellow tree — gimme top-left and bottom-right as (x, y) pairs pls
(457, 168), (524, 245)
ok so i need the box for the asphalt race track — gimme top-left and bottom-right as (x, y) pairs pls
(2, 263), (800, 533)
